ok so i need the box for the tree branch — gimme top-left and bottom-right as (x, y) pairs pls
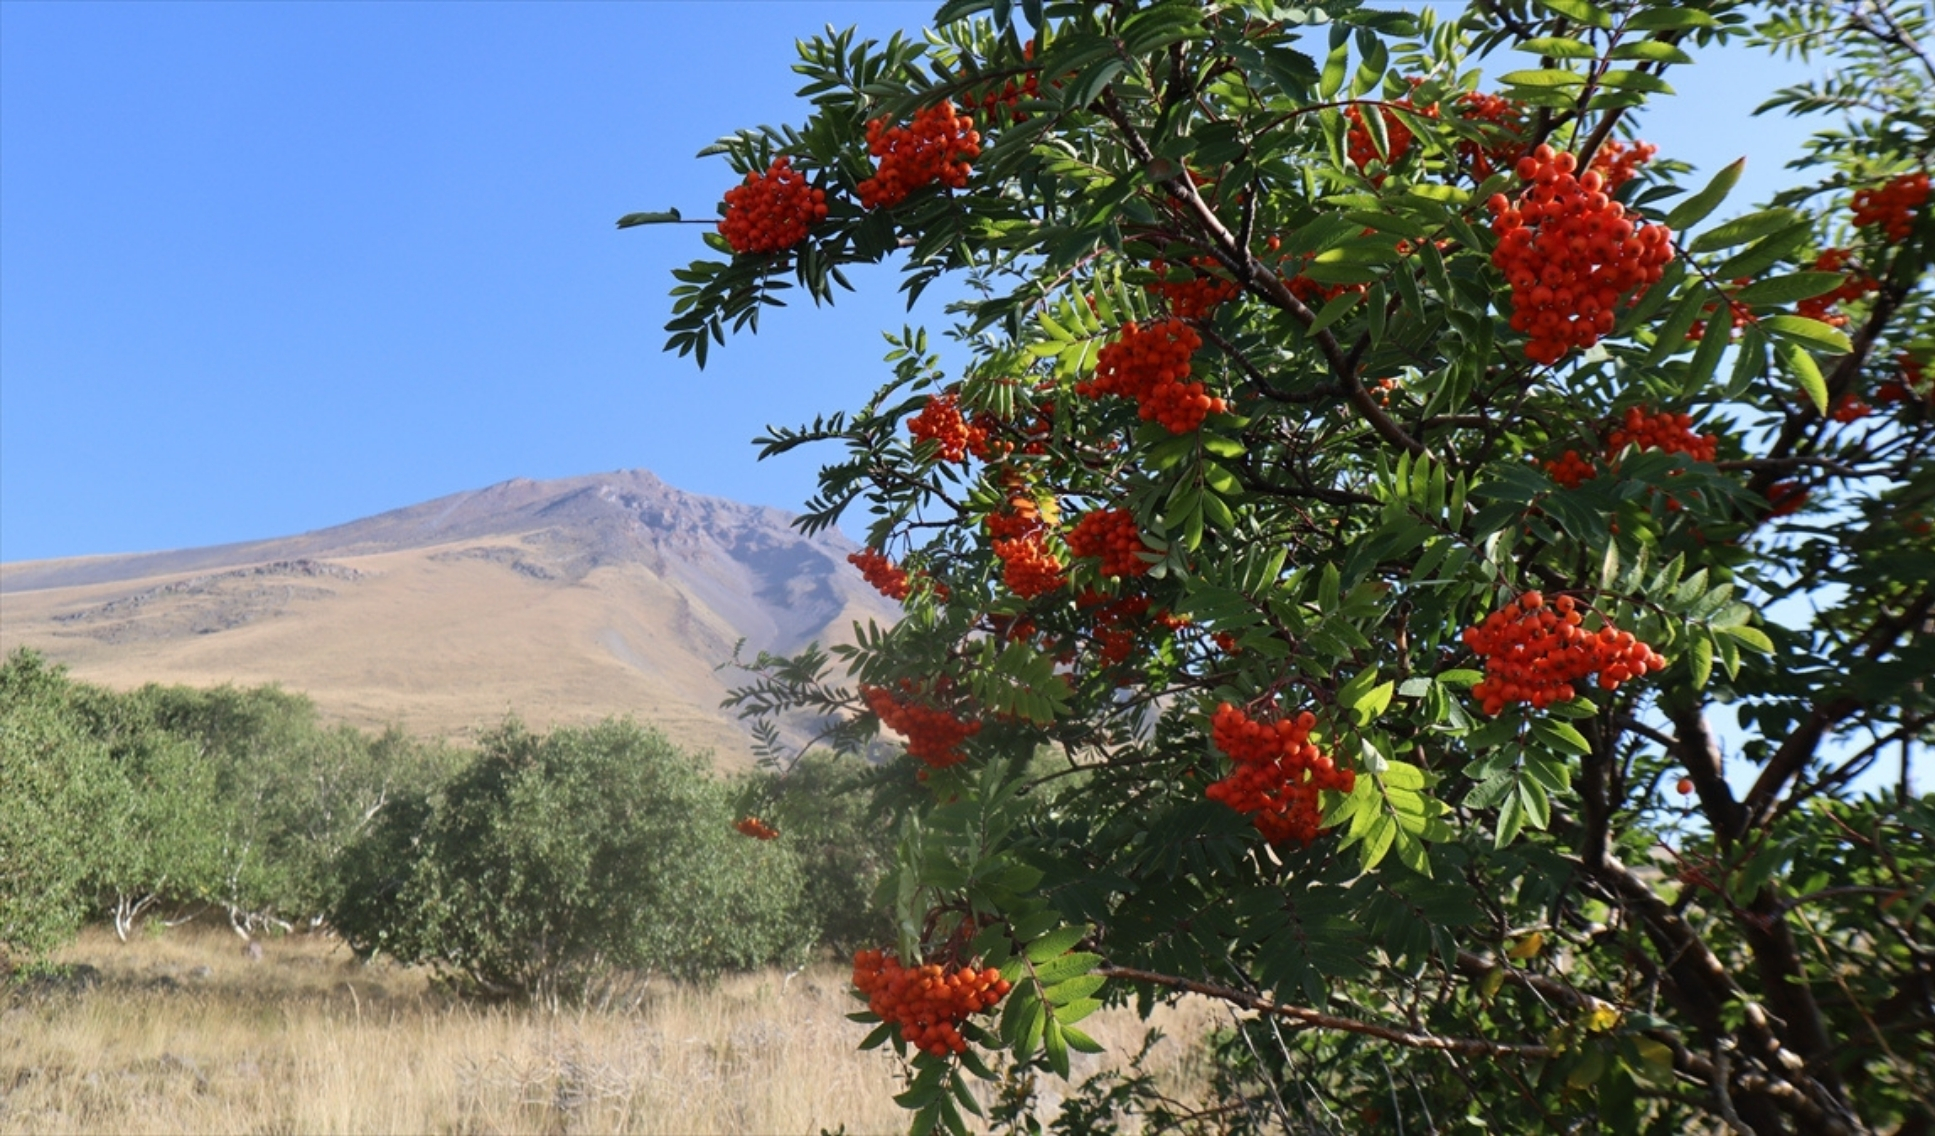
(1098, 965), (1557, 1059)
(1664, 702), (1747, 847)
(1095, 88), (1432, 459)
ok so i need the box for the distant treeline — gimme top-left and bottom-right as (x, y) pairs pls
(0, 648), (892, 1002)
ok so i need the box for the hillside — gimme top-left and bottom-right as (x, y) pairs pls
(0, 471), (893, 764)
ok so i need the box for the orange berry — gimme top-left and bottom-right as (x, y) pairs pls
(857, 102), (981, 210)
(718, 157), (827, 255)
(1204, 704), (1354, 847)
(1850, 171), (1929, 241)
(862, 682), (981, 768)
(1461, 596), (1661, 714)
(908, 391), (985, 463)
(1488, 146), (1672, 364)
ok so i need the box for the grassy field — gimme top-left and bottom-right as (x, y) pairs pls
(1, 927), (1218, 1134)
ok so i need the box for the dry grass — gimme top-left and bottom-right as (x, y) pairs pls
(1, 928), (1217, 1135)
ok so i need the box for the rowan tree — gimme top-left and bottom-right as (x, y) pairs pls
(631, 0), (1932, 1131)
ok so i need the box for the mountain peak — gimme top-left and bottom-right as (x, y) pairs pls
(0, 471), (891, 764)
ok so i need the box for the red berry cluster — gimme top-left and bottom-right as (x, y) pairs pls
(969, 408), (1051, 460)
(994, 533), (1066, 599)
(1829, 393), (1872, 423)
(1488, 145), (1675, 365)
(718, 157), (829, 255)
(1260, 235), (1371, 307)
(1066, 508), (1156, 578)
(1589, 139), (1657, 191)
(987, 612), (1040, 645)
(908, 392), (986, 463)
(1878, 353), (1932, 406)
(1606, 406), (1719, 463)
(1463, 592), (1667, 715)
(850, 548), (912, 600)
(851, 949), (1011, 1057)
(1851, 172), (1930, 241)
(1076, 319), (1225, 434)
(971, 40), (1039, 124)
(1765, 480), (1809, 517)
(1205, 704), (1356, 847)
(966, 412), (1015, 461)
(986, 494), (1066, 599)
(734, 816), (780, 840)
(857, 101), (982, 210)
(1544, 448), (1596, 490)
(1285, 265), (1369, 306)
(1454, 90), (1527, 179)
(987, 492), (1045, 540)
(1544, 406), (1717, 490)
(862, 682), (981, 768)
(1797, 249), (1878, 330)
(1344, 95), (1435, 175)
(966, 382), (1057, 462)
(1148, 257), (1240, 322)
(1077, 588), (1154, 669)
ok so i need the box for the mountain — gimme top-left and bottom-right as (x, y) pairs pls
(0, 471), (895, 765)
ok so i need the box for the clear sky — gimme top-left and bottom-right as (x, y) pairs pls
(0, 1), (1819, 563)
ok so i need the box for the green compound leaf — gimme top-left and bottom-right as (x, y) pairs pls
(1627, 8), (1718, 28)
(1733, 272), (1846, 306)
(1534, 0), (1613, 28)
(1516, 36), (1596, 58)
(1608, 40), (1693, 64)
(1777, 340), (1831, 415)
(1762, 314), (1853, 354)
(1530, 717), (1592, 755)
(1043, 1016), (1071, 1078)
(1030, 951), (1102, 986)
(1025, 924), (1088, 963)
(1498, 68), (1588, 88)
(1687, 208), (1801, 254)
(1662, 158), (1744, 231)
(1045, 973), (1107, 1005)
(1059, 1024), (1106, 1054)
(1717, 623), (1774, 654)
(1689, 634), (1714, 689)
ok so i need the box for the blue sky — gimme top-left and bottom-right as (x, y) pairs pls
(0, 1), (1820, 562)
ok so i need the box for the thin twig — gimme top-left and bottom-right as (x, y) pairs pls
(1099, 965), (1558, 1058)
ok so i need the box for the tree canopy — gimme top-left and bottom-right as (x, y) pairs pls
(641, 0), (1933, 1132)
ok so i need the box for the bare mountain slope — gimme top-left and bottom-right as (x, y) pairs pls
(0, 471), (892, 764)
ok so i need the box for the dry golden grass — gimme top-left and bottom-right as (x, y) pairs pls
(2, 928), (1217, 1135)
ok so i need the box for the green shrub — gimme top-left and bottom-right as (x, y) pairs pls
(128, 683), (455, 928)
(332, 718), (814, 1003)
(0, 649), (453, 951)
(738, 749), (897, 954)
(0, 652), (124, 961)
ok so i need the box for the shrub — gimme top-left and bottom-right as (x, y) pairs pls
(738, 749), (898, 953)
(0, 649), (454, 952)
(332, 718), (815, 1003)
(0, 652), (124, 961)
